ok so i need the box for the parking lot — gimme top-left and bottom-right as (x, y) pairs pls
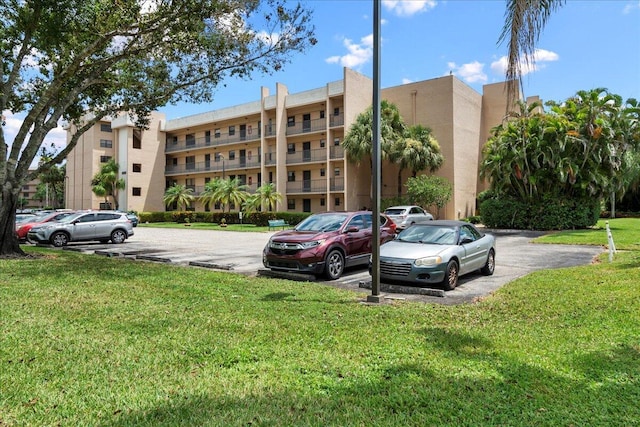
(57, 226), (605, 304)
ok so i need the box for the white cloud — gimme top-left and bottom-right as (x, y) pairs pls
(382, 0), (437, 17)
(325, 34), (374, 69)
(623, 1), (640, 14)
(491, 48), (560, 76)
(447, 61), (487, 83)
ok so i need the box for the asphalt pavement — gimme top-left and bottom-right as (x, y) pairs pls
(58, 226), (605, 305)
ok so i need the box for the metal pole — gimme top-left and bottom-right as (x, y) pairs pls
(367, 0), (383, 303)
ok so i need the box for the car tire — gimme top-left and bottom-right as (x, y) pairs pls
(442, 260), (459, 291)
(50, 232), (68, 247)
(481, 249), (495, 276)
(324, 249), (345, 280)
(110, 229), (127, 244)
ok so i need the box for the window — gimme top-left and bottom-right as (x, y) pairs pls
(205, 130), (211, 145)
(132, 163), (142, 173)
(320, 198), (325, 207)
(214, 128), (221, 138)
(333, 107), (340, 116)
(22, 185), (29, 190)
(320, 139), (325, 148)
(287, 116), (295, 127)
(228, 125), (235, 136)
(287, 143), (295, 154)
(320, 110), (325, 119)
(287, 171), (295, 182)
(100, 156), (111, 163)
(334, 137), (340, 146)
(287, 199), (295, 210)
(171, 158), (178, 166)
(228, 150), (235, 160)
(23, 192), (29, 198)
(334, 168), (340, 176)
(100, 139), (112, 148)
(133, 128), (142, 149)
(169, 136), (178, 145)
(132, 187), (142, 196)
(100, 123), (112, 132)
(335, 197), (341, 207)
(186, 133), (195, 147)
(320, 168), (325, 177)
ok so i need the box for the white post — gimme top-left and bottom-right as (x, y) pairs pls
(606, 221), (616, 262)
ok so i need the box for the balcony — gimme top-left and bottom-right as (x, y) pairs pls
(165, 157), (262, 176)
(165, 131), (260, 153)
(286, 117), (326, 136)
(286, 179), (327, 194)
(286, 148), (328, 164)
(330, 177), (344, 191)
(330, 145), (344, 159)
(329, 113), (344, 127)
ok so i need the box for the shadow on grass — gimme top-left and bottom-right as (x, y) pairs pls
(98, 328), (638, 427)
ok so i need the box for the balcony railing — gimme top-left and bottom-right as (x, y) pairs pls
(329, 113), (344, 127)
(330, 177), (344, 191)
(165, 132), (261, 153)
(165, 157), (261, 175)
(286, 179), (327, 194)
(286, 117), (326, 136)
(264, 153), (276, 165)
(330, 145), (344, 159)
(286, 148), (328, 164)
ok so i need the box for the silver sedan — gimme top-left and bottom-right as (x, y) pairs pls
(375, 220), (495, 290)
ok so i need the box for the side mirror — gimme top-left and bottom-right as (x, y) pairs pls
(460, 237), (473, 245)
(345, 226), (360, 233)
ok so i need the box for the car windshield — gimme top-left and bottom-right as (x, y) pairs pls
(397, 225), (457, 245)
(384, 208), (406, 215)
(295, 213), (349, 232)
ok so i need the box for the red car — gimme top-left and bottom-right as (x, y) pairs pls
(263, 211), (396, 280)
(15, 211), (75, 242)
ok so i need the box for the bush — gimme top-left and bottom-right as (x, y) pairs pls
(137, 211), (312, 227)
(480, 195), (600, 230)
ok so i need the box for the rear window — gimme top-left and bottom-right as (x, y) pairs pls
(384, 209), (406, 215)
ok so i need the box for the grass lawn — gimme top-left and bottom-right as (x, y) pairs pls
(534, 218), (640, 250)
(1, 222), (639, 426)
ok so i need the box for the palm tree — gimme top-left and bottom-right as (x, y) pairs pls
(499, 0), (566, 104)
(91, 159), (125, 209)
(163, 184), (195, 211)
(390, 125), (444, 197)
(198, 178), (224, 211)
(214, 177), (249, 213)
(254, 182), (282, 212)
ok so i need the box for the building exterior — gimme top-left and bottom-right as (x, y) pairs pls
(65, 67), (523, 219)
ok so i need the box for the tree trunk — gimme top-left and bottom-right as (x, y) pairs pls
(0, 189), (26, 256)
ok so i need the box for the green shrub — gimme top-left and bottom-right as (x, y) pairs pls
(480, 195), (600, 230)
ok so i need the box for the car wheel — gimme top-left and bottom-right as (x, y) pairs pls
(324, 249), (345, 280)
(110, 229), (127, 244)
(50, 232), (68, 247)
(442, 260), (459, 291)
(481, 249), (495, 276)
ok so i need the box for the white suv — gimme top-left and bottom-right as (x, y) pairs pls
(27, 211), (134, 247)
(384, 205), (433, 230)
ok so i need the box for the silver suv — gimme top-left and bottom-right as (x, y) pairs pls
(27, 211), (134, 247)
(384, 205), (433, 230)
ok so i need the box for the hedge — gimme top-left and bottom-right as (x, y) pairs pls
(479, 195), (600, 230)
(138, 211), (311, 227)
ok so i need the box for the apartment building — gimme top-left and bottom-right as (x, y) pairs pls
(65, 67), (521, 219)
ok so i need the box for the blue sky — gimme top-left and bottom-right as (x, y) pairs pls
(3, 0), (640, 154)
(160, 0), (640, 119)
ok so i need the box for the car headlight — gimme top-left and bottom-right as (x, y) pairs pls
(414, 256), (442, 266)
(300, 239), (325, 249)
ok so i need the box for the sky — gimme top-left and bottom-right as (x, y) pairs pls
(3, 0), (640, 158)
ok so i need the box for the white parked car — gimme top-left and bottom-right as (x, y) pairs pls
(384, 205), (433, 230)
(27, 211), (134, 247)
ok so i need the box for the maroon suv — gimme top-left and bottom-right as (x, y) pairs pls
(263, 211), (396, 280)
